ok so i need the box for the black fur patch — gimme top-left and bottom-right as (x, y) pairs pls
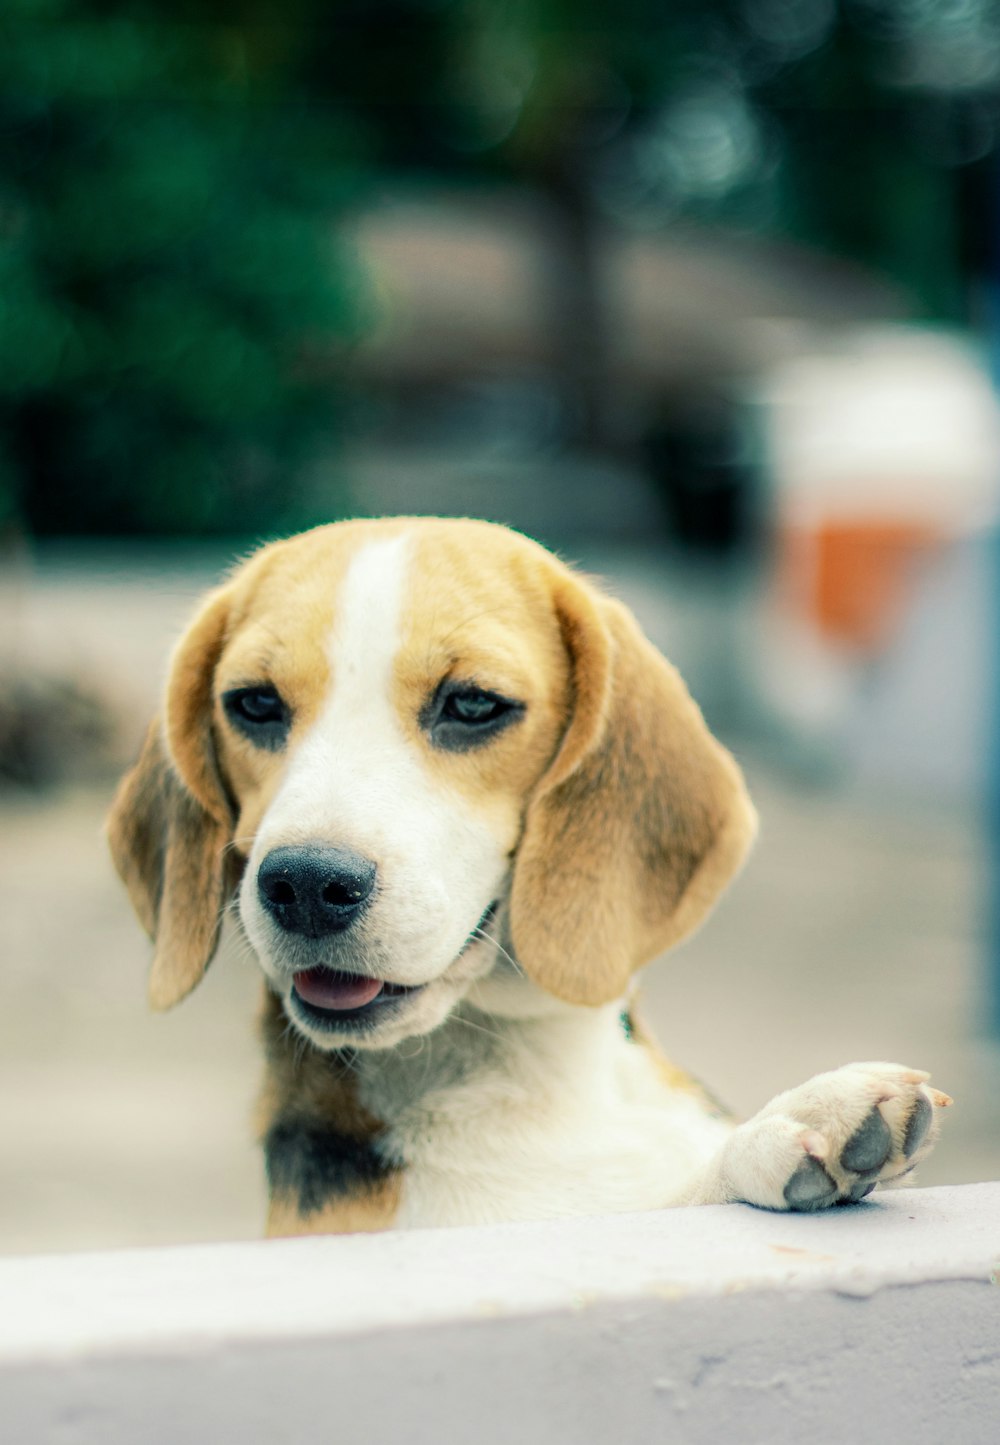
(264, 1117), (394, 1216)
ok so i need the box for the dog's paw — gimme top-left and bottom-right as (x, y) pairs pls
(718, 1062), (952, 1212)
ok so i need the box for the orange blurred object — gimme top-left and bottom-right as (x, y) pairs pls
(781, 517), (943, 652)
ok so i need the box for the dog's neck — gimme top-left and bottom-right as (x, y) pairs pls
(259, 967), (629, 1143)
(352, 979), (627, 1133)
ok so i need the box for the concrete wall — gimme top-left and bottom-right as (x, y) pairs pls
(2, 1184), (998, 1443)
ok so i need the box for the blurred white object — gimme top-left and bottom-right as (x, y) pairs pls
(749, 328), (1000, 792)
(761, 326), (1000, 533)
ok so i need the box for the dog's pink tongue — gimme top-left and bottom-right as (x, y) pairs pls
(293, 968), (383, 1011)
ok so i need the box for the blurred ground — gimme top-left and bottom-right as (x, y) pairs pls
(1, 546), (997, 1256)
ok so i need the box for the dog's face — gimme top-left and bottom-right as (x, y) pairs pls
(215, 522), (575, 1049)
(109, 519), (756, 1050)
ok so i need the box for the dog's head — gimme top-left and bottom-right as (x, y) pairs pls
(108, 518), (756, 1049)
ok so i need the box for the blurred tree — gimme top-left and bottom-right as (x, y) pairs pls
(3, 0), (994, 533)
(0, 0), (368, 536)
(284, 0), (995, 535)
(296, 0), (995, 326)
(473, 0), (993, 323)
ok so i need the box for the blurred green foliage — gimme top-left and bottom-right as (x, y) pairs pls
(0, 0), (368, 536)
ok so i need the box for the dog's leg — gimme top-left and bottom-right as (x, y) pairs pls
(684, 1062), (951, 1210)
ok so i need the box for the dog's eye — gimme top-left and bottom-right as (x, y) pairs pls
(443, 691), (508, 724)
(230, 688), (285, 724)
(430, 684), (523, 752)
(223, 686), (289, 745)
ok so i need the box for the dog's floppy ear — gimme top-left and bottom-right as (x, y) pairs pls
(107, 588), (236, 1010)
(510, 568), (757, 1007)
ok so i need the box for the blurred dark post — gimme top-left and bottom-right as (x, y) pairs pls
(540, 143), (609, 450)
(989, 146), (1000, 1037)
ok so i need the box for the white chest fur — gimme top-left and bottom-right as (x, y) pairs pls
(354, 995), (732, 1229)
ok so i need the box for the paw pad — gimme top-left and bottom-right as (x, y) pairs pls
(783, 1155), (838, 1211)
(844, 1174), (879, 1203)
(840, 1107), (892, 1174)
(903, 1094), (933, 1158)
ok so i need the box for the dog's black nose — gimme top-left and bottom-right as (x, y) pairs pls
(257, 845), (377, 937)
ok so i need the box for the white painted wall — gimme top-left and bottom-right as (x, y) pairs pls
(2, 1184), (998, 1443)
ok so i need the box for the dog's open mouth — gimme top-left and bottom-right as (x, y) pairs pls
(288, 900), (501, 1030)
(291, 968), (419, 1022)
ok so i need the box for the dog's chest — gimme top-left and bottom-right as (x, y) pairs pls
(355, 1009), (730, 1228)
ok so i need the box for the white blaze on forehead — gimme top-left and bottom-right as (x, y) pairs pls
(288, 530), (415, 795)
(251, 530), (416, 844)
(328, 530), (413, 710)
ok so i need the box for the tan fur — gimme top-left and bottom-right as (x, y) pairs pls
(107, 522), (390, 1005)
(510, 570), (757, 1006)
(107, 719), (237, 1011)
(397, 524), (757, 1007)
(265, 1193), (400, 1237)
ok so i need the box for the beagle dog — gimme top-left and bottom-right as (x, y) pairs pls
(108, 518), (949, 1235)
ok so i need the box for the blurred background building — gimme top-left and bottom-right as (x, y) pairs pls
(2, 0), (1000, 1253)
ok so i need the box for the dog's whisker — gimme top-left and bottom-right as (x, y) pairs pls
(449, 1011), (505, 1045)
(332, 1046), (362, 1080)
(398, 1033), (428, 1062)
(470, 927), (524, 976)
